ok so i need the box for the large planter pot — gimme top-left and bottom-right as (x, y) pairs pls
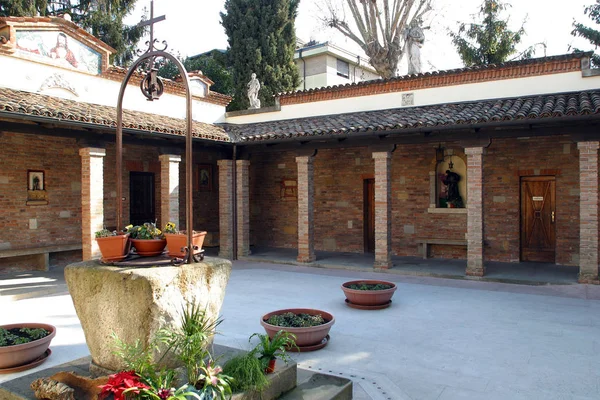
(165, 231), (207, 258)
(341, 280), (397, 308)
(96, 234), (129, 262)
(260, 308), (335, 348)
(130, 238), (167, 257)
(0, 323), (56, 370)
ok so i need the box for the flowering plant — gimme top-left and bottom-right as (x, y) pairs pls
(95, 228), (118, 238)
(164, 222), (178, 234)
(126, 222), (164, 240)
(196, 362), (232, 400)
(99, 370), (149, 400)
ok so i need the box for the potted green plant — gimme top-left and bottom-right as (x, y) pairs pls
(95, 228), (129, 262)
(0, 323), (56, 371)
(249, 331), (297, 373)
(127, 222), (167, 257)
(260, 308), (335, 351)
(341, 280), (397, 309)
(163, 222), (207, 260)
(107, 300), (232, 400)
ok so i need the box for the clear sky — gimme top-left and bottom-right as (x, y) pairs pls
(127, 0), (595, 74)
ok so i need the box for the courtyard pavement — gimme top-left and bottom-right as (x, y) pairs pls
(2, 259), (600, 399)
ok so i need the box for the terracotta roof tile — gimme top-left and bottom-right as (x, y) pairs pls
(228, 90), (600, 142)
(0, 88), (231, 142)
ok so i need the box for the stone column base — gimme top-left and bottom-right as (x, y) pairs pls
(578, 274), (600, 285)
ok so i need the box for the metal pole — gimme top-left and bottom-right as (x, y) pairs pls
(232, 145), (237, 260)
(115, 51), (194, 263)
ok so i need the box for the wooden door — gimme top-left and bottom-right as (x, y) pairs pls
(520, 176), (556, 262)
(130, 172), (155, 226)
(364, 179), (375, 253)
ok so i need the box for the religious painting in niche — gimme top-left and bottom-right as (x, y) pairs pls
(15, 30), (102, 74)
(437, 155), (467, 208)
(195, 164), (212, 192)
(27, 170), (48, 205)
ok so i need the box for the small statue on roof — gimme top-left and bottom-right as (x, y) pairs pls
(247, 72), (261, 109)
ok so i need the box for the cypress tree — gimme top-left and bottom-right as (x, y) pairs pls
(221, 0), (300, 111)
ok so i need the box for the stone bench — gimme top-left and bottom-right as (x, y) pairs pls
(417, 238), (467, 259)
(0, 243), (82, 271)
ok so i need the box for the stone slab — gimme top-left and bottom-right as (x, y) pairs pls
(279, 371), (352, 400)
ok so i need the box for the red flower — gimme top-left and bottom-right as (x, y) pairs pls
(99, 370), (149, 400)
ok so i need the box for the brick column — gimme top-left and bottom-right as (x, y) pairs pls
(159, 154), (181, 229)
(296, 155), (316, 263)
(80, 147), (106, 261)
(218, 160), (234, 259)
(578, 141), (600, 283)
(372, 151), (392, 269)
(237, 160), (251, 256)
(465, 147), (484, 276)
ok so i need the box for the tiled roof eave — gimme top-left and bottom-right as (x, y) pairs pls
(230, 94), (600, 144)
(0, 87), (232, 143)
(0, 110), (233, 143)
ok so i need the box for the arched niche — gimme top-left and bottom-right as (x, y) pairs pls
(428, 147), (468, 213)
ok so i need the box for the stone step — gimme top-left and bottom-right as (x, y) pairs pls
(279, 368), (353, 400)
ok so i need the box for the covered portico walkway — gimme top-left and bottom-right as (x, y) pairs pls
(239, 246), (579, 285)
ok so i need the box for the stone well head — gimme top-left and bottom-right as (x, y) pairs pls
(65, 258), (231, 372)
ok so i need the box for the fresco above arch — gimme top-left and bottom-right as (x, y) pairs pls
(15, 30), (102, 75)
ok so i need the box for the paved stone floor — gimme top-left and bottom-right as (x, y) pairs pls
(2, 259), (600, 399)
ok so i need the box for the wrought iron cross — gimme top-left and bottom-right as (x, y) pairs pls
(137, 0), (166, 54)
(137, 0), (167, 101)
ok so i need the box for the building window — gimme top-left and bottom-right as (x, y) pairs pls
(337, 59), (349, 78)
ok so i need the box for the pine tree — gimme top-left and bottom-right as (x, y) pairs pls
(157, 51), (234, 97)
(572, 1), (600, 67)
(221, 0), (300, 111)
(0, 0), (143, 66)
(449, 0), (531, 67)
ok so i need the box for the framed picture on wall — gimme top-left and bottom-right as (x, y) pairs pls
(195, 164), (212, 192)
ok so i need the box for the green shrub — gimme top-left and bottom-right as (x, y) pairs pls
(266, 312), (325, 328)
(347, 283), (393, 290)
(0, 327), (49, 347)
(222, 353), (268, 393)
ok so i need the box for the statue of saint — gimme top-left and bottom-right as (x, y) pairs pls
(247, 73), (261, 109)
(405, 18), (426, 75)
(441, 170), (464, 208)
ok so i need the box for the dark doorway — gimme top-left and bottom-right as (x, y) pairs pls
(130, 172), (155, 226)
(364, 178), (375, 253)
(520, 176), (556, 263)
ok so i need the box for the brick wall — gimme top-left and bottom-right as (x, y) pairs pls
(249, 136), (581, 265)
(250, 151), (298, 248)
(391, 144), (468, 259)
(0, 132), (82, 272)
(484, 136), (579, 265)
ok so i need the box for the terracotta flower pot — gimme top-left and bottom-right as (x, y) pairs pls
(341, 280), (397, 306)
(130, 239), (167, 257)
(264, 358), (276, 374)
(165, 231), (207, 258)
(260, 308), (335, 347)
(95, 234), (129, 262)
(0, 323), (56, 369)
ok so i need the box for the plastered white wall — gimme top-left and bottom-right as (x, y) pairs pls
(223, 71), (600, 124)
(0, 55), (225, 124)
